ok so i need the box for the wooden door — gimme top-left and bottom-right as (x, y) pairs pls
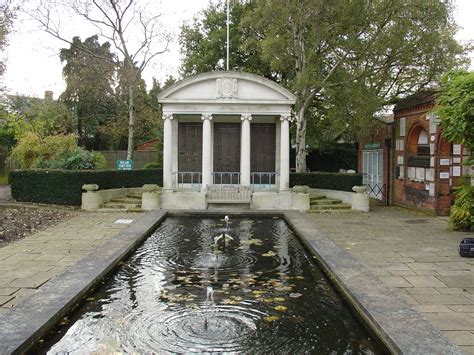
(178, 122), (202, 183)
(251, 123), (276, 184)
(213, 123), (240, 184)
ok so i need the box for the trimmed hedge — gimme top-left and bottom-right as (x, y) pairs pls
(290, 172), (362, 192)
(10, 169), (163, 206)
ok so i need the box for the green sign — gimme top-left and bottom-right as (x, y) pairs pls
(116, 160), (133, 170)
(364, 143), (381, 150)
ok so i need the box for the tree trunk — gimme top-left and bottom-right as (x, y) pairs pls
(126, 84), (134, 160)
(295, 105), (307, 173)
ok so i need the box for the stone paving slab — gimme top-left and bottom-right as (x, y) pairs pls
(309, 205), (473, 354)
(0, 210), (165, 353)
(0, 211), (145, 313)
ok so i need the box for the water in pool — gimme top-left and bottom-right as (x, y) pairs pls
(40, 217), (387, 354)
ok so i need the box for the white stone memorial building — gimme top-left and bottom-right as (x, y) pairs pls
(157, 71), (308, 210)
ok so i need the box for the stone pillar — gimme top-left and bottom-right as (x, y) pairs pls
(201, 114), (213, 192)
(162, 113), (174, 190)
(240, 114), (252, 186)
(279, 114), (291, 191)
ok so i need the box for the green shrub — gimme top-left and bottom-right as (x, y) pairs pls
(10, 168), (163, 205)
(449, 181), (474, 231)
(34, 148), (107, 170)
(290, 172), (362, 192)
(143, 162), (161, 169)
(10, 133), (77, 169)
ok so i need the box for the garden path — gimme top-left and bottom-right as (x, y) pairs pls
(310, 206), (474, 354)
(0, 211), (143, 312)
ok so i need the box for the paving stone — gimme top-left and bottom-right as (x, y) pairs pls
(437, 288), (471, 295)
(0, 288), (19, 296)
(406, 288), (441, 295)
(1, 288), (36, 308)
(414, 270), (440, 276)
(0, 295), (14, 306)
(438, 275), (474, 288)
(379, 276), (413, 288)
(406, 263), (441, 271)
(449, 305), (474, 313)
(389, 270), (417, 276)
(415, 304), (452, 313)
(412, 294), (472, 305)
(460, 345), (474, 355)
(424, 313), (474, 330)
(443, 331), (474, 346)
(404, 276), (447, 288)
(8, 274), (52, 289)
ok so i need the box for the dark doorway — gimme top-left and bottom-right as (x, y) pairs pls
(178, 122), (202, 183)
(251, 123), (276, 184)
(213, 123), (240, 184)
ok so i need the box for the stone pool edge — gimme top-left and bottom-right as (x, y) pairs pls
(0, 209), (463, 354)
(283, 211), (463, 355)
(0, 210), (167, 354)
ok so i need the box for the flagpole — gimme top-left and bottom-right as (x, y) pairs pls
(226, 0), (230, 71)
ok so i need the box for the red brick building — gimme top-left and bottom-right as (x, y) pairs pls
(358, 91), (469, 215)
(135, 139), (160, 151)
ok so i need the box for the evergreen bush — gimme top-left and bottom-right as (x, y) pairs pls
(290, 172), (362, 192)
(10, 168), (163, 205)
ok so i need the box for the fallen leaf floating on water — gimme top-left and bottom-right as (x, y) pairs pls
(289, 293), (303, 298)
(264, 315), (280, 322)
(262, 298), (274, 303)
(295, 276), (305, 280)
(274, 305), (288, 312)
(273, 297), (286, 302)
(261, 251), (277, 257)
(240, 239), (263, 246)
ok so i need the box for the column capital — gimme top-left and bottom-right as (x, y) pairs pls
(163, 113), (174, 120)
(241, 114), (252, 121)
(280, 114), (292, 122)
(201, 114), (213, 121)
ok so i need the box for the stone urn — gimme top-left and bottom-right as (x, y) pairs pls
(352, 185), (368, 194)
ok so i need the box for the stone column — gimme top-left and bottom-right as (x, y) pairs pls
(240, 114), (252, 186)
(201, 114), (213, 192)
(162, 113), (174, 190)
(279, 114), (291, 191)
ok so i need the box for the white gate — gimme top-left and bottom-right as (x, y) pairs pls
(362, 149), (384, 200)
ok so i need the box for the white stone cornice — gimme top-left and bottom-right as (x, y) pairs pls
(240, 114), (252, 121)
(201, 114), (213, 121)
(163, 113), (174, 120)
(280, 114), (292, 122)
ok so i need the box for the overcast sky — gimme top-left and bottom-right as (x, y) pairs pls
(2, 0), (473, 99)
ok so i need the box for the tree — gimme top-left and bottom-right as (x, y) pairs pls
(180, 0), (273, 79)
(0, 2), (14, 91)
(29, 0), (170, 159)
(3, 95), (75, 141)
(435, 70), (473, 230)
(59, 35), (117, 149)
(246, 0), (466, 172)
(180, 0), (466, 172)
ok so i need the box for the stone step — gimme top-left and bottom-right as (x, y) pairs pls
(100, 202), (141, 209)
(307, 208), (357, 214)
(309, 194), (326, 201)
(310, 198), (342, 205)
(127, 193), (143, 199)
(310, 203), (352, 210)
(97, 207), (145, 213)
(110, 197), (142, 204)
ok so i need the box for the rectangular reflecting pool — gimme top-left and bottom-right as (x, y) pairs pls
(37, 217), (387, 353)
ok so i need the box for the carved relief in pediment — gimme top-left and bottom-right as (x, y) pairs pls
(216, 78), (238, 98)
